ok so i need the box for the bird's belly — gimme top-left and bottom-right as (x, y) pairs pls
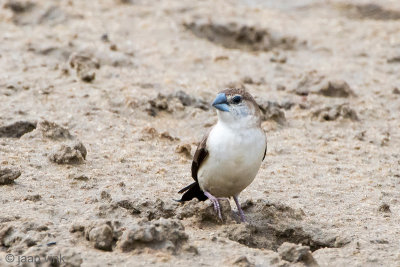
(199, 159), (261, 197)
(198, 128), (265, 197)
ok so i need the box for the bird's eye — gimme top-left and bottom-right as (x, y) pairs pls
(232, 95), (242, 104)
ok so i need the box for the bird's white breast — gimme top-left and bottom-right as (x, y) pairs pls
(198, 122), (266, 197)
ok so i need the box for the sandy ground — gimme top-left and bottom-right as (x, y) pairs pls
(1, 0), (400, 266)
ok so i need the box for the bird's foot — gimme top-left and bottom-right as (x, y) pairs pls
(204, 191), (222, 220)
(233, 195), (247, 223)
(238, 212), (247, 223)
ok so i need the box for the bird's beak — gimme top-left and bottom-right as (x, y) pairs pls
(212, 93), (229, 112)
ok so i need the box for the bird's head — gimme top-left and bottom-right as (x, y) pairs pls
(212, 88), (261, 128)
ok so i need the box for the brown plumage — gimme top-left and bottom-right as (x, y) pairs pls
(220, 88), (258, 105)
(177, 133), (209, 201)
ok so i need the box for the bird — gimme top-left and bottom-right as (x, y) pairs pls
(177, 88), (267, 222)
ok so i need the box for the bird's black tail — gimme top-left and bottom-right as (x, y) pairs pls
(177, 182), (207, 202)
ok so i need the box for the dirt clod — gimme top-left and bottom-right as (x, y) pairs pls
(174, 90), (209, 110)
(71, 221), (121, 252)
(147, 94), (169, 115)
(100, 191), (112, 202)
(221, 200), (340, 252)
(232, 255), (255, 267)
(293, 71), (325, 96)
(175, 144), (192, 158)
(5, 1), (68, 26)
(387, 56), (400, 64)
(23, 194), (41, 202)
(184, 19), (298, 51)
(49, 141), (87, 164)
(183, 244), (199, 255)
(312, 104), (358, 121)
(4, 0), (35, 13)
(146, 91), (208, 116)
(0, 168), (21, 185)
(87, 224), (114, 251)
(176, 198), (236, 223)
(160, 131), (180, 141)
(68, 172), (89, 181)
(114, 198), (177, 220)
(317, 80), (356, 98)
(293, 73), (354, 99)
(36, 120), (73, 140)
(278, 242), (319, 266)
(340, 3), (400, 20)
(279, 99), (296, 110)
(378, 203), (391, 213)
(118, 218), (188, 254)
(258, 101), (286, 124)
(0, 121), (36, 138)
(68, 53), (100, 82)
(0, 221), (50, 253)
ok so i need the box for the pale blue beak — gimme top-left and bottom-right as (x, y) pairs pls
(212, 93), (229, 112)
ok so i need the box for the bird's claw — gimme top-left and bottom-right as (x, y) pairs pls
(233, 195), (247, 223)
(204, 191), (223, 220)
(238, 212), (247, 223)
(211, 198), (222, 220)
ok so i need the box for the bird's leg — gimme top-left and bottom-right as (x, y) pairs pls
(233, 195), (247, 223)
(204, 191), (222, 220)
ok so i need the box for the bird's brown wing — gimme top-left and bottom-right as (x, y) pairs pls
(191, 132), (209, 182)
(262, 135), (267, 161)
(177, 131), (210, 201)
